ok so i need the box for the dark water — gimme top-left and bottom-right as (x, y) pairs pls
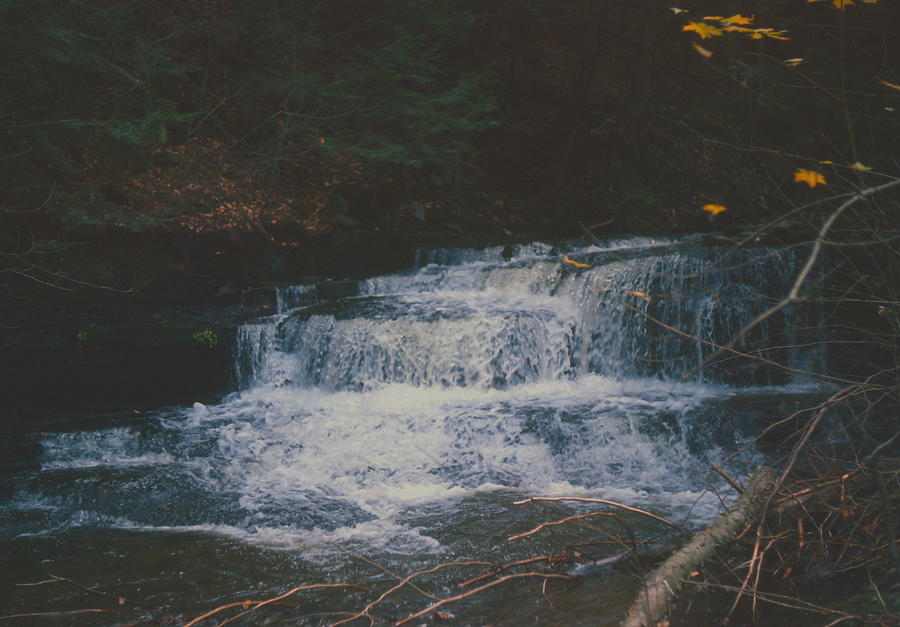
(0, 236), (828, 625)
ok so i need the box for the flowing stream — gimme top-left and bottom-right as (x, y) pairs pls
(1, 236), (827, 624)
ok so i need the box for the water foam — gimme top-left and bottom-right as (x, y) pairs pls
(22, 237), (824, 556)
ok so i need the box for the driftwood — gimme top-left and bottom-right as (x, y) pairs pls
(621, 466), (776, 627)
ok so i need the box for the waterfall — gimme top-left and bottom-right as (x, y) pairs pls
(7, 236), (827, 584)
(234, 237), (823, 390)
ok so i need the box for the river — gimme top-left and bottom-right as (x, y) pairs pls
(0, 236), (827, 625)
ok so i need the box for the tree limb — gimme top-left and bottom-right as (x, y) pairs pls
(621, 466), (776, 627)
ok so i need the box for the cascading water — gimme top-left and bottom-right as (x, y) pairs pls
(237, 236), (820, 390)
(0, 236), (827, 624)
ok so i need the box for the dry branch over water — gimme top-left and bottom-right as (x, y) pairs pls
(621, 466), (776, 627)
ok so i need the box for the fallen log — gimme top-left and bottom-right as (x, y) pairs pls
(621, 466), (775, 627)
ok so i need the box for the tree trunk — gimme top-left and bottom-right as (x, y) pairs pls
(621, 466), (776, 627)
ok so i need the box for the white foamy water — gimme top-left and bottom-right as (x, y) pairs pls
(16, 236), (825, 559)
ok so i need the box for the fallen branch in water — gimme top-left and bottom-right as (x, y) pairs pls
(16, 573), (153, 610)
(343, 549), (440, 600)
(508, 511), (617, 541)
(0, 609), (111, 621)
(331, 561), (495, 626)
(711, 464), (744, 494)
(512, 496), (682, 531)
(182, 583), (367, 627)
(621, 466), (776, 627)
(458, 554), (571, 588)
(394, 572), (575, 626)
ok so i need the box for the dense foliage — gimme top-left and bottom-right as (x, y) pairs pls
(1, 0), (498, 241)
(3, 1), (896, 243)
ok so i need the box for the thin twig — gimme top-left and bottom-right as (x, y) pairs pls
(182, 583), (366, 627)
(0, 609), (111, 621)
(711, 465), (745, 494)
(508, 512), (616, 541)
(728, 386), (862, 618)
(721, 178), (900, 358)
(459, 555), (564, 588)
(332, 561), (495, 626)
(513, 496), (682, 531)
(343, 549), (439, 601)
(394, 572), (574, 626)
(15, 574), (153, 610)
(683, 579), (858, 617)
(775, 471), (858, 508)
(865, 430), (900, 567)
(625, 303), (857, 385)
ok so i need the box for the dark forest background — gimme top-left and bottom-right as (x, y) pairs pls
(2, 1), (897, 296)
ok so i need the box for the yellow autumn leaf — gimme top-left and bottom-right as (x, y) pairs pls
(692, 42), (713, 58)
(720, 14), (754, 26)
(702, 204), (728, 216)
(628, 290), (652, 302)
(794, 169), (827, 187)
(849, 161), (872, 171)
(692, 15), (787, 41)
(807, 0), (855, 6)
(784, 58), (804, 67)
(725, 26), (788, 40)
(724, 26), (790, 40)
(876, 76), (900, 91)
(683, 22), (723, 39)
(749, 28), (790, 40)
(562, 253), (590, 269)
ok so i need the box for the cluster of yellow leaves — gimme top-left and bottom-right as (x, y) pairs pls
(685, 2), (885, 218)
(683, 15), (789, 41)
(807, 0), (878, 9)
(706, 14), (755, 26)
